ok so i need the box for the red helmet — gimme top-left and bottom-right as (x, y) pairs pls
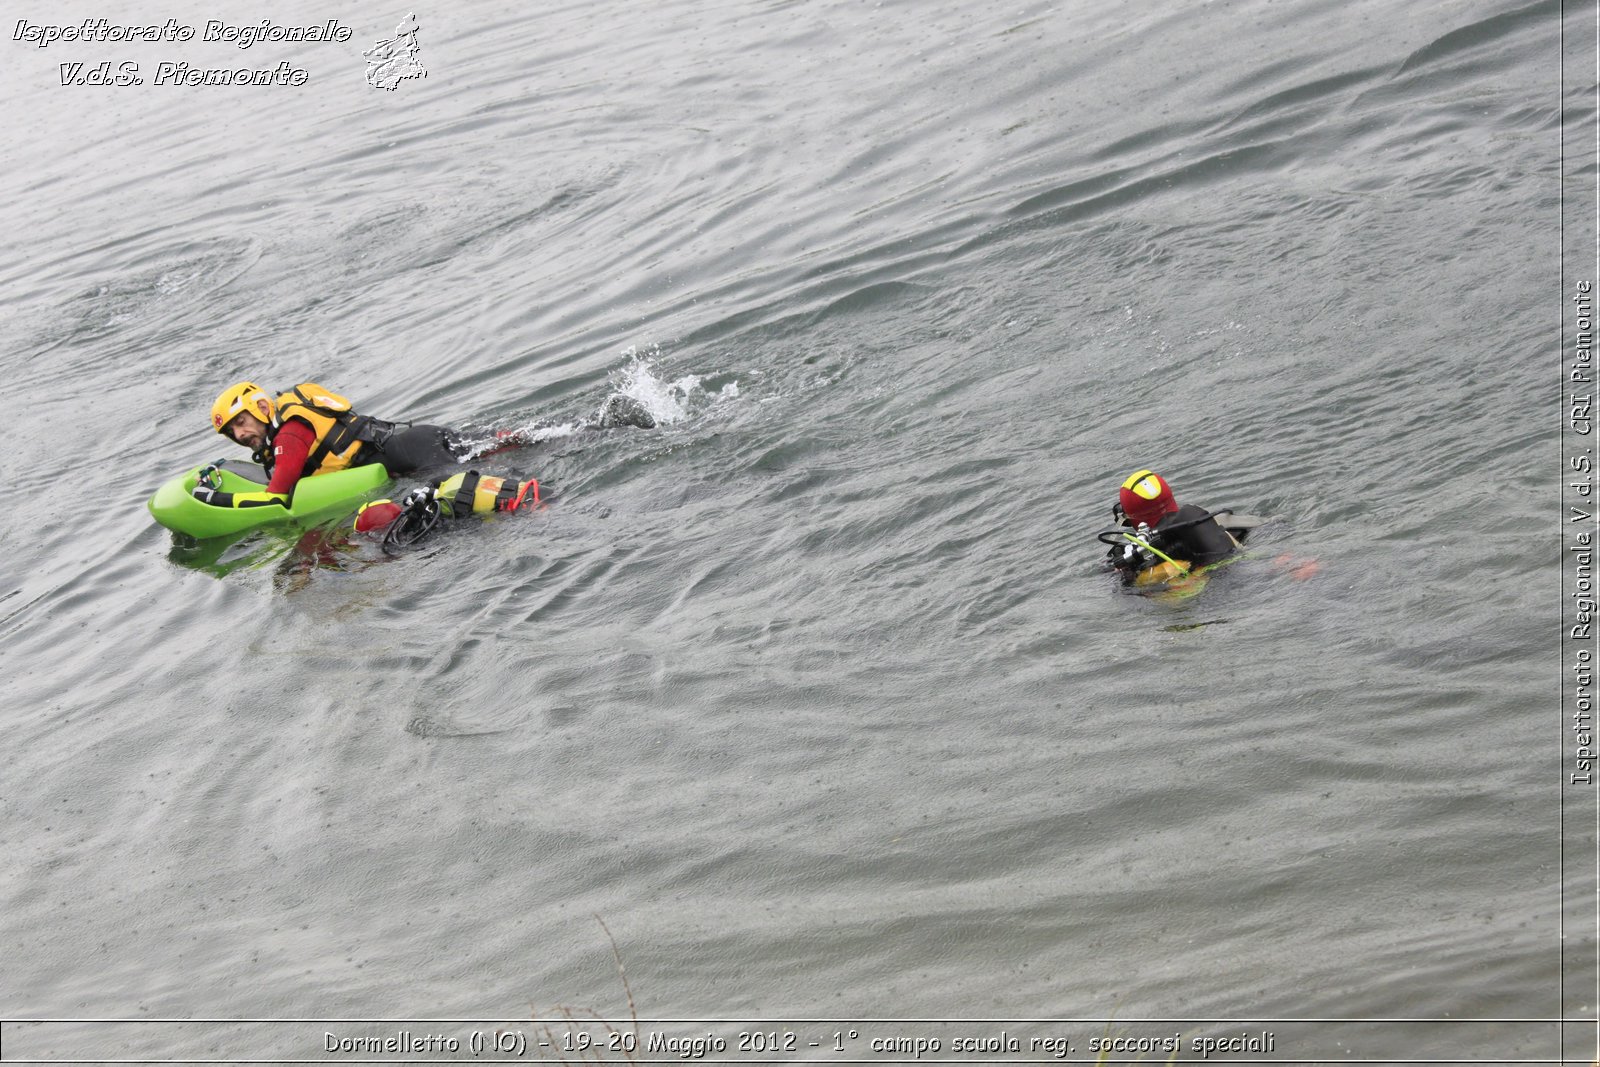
(1119, 469), (1178, 526)
(353, 500), (403, 532)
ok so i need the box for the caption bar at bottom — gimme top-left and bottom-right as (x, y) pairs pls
(0, 1018), (1568, 1063)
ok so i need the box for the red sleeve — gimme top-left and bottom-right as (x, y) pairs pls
(266, 419), (317, 496)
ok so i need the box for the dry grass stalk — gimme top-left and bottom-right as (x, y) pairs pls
(528, 915), (639, 1064)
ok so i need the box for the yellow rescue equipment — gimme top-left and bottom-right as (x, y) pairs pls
(436, 471), (536, 516)
(354, 471), (540, 553)
(273, 383), (374, 475)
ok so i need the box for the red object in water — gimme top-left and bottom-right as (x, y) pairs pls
(354, 500), (403, 532)
(1119, 471), (1178, 527)
(1272, 553), (1321, 581)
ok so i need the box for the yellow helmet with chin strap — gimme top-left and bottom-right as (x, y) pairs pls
(210, 381), (275, 435)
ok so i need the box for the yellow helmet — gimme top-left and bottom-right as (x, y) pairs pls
(210, 381), (274, 434)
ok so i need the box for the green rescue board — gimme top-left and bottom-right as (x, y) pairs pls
(148, 462), (391, 538)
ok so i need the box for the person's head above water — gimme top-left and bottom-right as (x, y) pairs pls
(210, 381), (276, 449)
(1118, 469), (1178, 527)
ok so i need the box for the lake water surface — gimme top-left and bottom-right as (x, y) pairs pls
(0, 0), (1590, 1063)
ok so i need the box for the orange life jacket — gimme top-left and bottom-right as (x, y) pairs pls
(269, 383), (392, 477)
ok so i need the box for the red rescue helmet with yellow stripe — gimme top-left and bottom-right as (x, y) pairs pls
(1119, 469), (1178, 526)
(210, 381), (275, 434)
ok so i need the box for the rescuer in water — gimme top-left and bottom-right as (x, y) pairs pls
(1105, 469), (1243, 584)
(194, 381), (464, 510)
(194, 379), (655, 512)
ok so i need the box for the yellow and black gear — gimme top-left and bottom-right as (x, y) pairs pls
(352, 472), (537, 541)
(436, 471), (537, 516)
(270, 382), (396, 477)
(191, 487), (291, 511)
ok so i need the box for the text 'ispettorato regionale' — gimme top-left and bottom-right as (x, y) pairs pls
(14, 19), (352, 49)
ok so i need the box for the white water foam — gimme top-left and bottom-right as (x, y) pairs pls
(459, 347), (737, 458)
(605, 344), (737, 426)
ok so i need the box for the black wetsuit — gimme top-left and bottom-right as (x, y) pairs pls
(1107, 504), (1240, 581)
(1150, 504), (1238, 566)
(371, 424), (462, 475)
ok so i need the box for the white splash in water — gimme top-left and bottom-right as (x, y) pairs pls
(605, 345), (732, 426)
(461, 347), (737, 455)
(455, 420), (579, 460)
